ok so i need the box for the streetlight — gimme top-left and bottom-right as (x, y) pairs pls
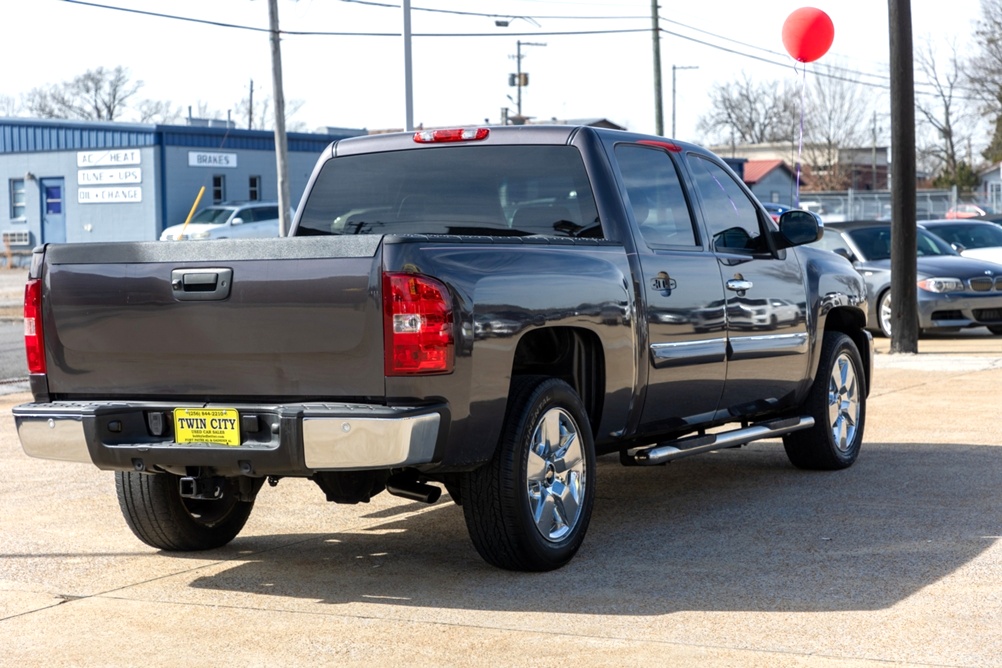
(671, 65), (698, 139)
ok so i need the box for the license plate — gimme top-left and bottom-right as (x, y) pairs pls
(174, 408), (240, 446)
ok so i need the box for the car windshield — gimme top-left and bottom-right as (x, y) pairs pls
(294, 145), (600, 238)
(190, 207), (235, 224)
(925, 222), (1002, 249)
(844, 226), (957, 261)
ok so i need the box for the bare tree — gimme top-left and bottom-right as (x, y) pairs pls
(967, 0), (1002, 162)
(137, 99), (182, 124)
(696, 73), (799, 145)
(234, 92), (307, 132)
(25, 66), (143, 121)
(916, 41), (979, 189)
(801, 64), (875, 190)
(0, 94), (19, 116)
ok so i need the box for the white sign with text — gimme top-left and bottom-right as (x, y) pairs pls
(188, 151), (238, 168)
(77, 167), (142, 186)
(76, 149), (142, 167)
(78, 187), (143, 204)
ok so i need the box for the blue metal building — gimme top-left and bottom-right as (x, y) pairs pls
(1, 118), (364, 254)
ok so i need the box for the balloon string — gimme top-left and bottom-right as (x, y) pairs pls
(796, 63), (805, 208)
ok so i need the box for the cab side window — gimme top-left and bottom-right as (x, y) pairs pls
(615, 144), (698, 248)
(686, 154), (767, 253)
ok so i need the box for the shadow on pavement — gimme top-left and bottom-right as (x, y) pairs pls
(182, 441), (1002, 615)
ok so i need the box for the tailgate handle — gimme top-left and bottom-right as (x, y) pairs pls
(171, 268), (233, 301)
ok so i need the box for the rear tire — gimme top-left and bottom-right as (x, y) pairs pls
(115, 471), (255, 551)
(461, 377), (596, 571)
(783, 332), (866, 470)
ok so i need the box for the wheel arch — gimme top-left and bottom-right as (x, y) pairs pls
(819, 306), (872, 397)
(510, 326), (606, 436)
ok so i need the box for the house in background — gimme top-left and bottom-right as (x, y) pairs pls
(710, 141), (889, 193)
(742, 159), (801, 207)
(978, 163), (1002, 211)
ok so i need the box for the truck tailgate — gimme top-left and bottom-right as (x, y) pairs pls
(40, 237), (386, 399)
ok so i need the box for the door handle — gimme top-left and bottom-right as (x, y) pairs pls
(171, 268), (233, 301)
(726, 279), (753, 293)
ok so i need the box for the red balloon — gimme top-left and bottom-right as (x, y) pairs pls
(782, 7), (834, 63)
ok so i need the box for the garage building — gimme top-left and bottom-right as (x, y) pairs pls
(1, 117), (363, 257)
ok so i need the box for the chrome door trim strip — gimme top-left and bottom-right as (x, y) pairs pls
(650, 338), (727, 368)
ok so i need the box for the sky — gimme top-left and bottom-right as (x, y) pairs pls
(0, 0), (988, 146)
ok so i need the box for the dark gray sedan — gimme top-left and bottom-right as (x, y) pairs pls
(810, 220), (1002, 337)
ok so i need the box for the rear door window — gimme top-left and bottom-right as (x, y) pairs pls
(615, 144), (698, 248)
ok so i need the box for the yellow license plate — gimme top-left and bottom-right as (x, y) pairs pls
(174, 408), (240, 446)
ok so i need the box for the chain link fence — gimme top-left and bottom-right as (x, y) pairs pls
(795, 188), (959, 222)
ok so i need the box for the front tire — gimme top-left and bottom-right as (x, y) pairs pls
(461, 377), (596, 571)
(115, 471), (255, 551)
(783, 332), (866, 470)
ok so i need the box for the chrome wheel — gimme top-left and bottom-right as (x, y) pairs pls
(526, 407), (587, 542)
(462, 376), (596, 570)
(878, 291), (893, 337)
(828, 352), (860, 453)
(783, 332), (865, 470)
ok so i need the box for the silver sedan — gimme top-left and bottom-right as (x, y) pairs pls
(810, 220), (1002, 337)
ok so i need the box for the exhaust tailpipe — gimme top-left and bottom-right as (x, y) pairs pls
(386, 476), (442, 504)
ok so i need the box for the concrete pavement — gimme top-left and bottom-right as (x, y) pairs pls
(1, 332), (1001, 666)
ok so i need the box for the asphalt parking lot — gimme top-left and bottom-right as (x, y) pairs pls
(2, 308), (1001, 665)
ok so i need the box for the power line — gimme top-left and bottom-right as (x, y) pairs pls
(61, 0), (982, 100)
(340, 0), (649, 20)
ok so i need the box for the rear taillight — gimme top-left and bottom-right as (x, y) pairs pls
(383, 272), (454, 375)
(24, 279), (46, 375)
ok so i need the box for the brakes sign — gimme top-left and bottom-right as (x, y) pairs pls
(174, 408), (240, 446)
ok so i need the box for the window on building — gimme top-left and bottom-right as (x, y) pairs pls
(10, 179), (26, 219)
(249, 175), (261, 201)
(212, 175), (226, 203)
(44, 184), (62, 214)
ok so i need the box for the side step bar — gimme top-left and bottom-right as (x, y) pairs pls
(621, 416), (814, 466)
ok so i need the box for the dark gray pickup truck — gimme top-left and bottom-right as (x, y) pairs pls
(14, 125), (872, 571)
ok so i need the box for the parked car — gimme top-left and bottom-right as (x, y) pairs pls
(160, 201), (284, 240)
(810, 220), (1002, 337)
(761, 202), (791, 222)
(944, 202), (999, 219)
(919, 219), (1002, 265)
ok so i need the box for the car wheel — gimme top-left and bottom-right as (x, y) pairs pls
(877, 290), (893, 338)
(115, 471), (255, 551)
(988, 326), (1002, 335)
(783, 331), (866, 470)
(461, 376), (596, 571)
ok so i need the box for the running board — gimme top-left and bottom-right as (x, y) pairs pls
(621, 416), (815, 466)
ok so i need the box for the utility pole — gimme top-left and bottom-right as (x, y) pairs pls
(651, 0), (664, 135)
(509, 40), (545, 123)
(671, 65), (698, 138)
(871, 110), (877, 189)
(403, 0), (414, 131)
(267, 0), (291, 237)
(248, 79), (254, 131)
(888, 0), (918, 352)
